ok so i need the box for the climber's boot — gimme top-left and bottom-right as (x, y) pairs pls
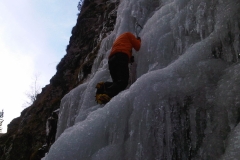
(95, 94), (111, 104)
(96, 82), (105, 94)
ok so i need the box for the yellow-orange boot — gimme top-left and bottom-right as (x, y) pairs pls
(95, 94), (111, 104)
(95, 82), (105, 94)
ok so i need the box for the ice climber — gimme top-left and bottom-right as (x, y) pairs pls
(96, 32), (141, 104)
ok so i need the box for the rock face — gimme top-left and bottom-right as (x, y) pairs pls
(0, 0), (119, 159)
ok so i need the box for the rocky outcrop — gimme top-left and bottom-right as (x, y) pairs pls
(0, 0), (119, 159)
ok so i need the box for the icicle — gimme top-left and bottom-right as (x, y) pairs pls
(196, 2), (207, 40)
(233, 22), (240, 62)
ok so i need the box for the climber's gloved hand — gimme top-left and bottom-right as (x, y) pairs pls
(130, 56), (134, 64)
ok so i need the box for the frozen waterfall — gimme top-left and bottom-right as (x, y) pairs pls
(44, 0), (240, 159)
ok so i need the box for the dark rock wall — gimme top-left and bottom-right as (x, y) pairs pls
(0, 0), (119, 159)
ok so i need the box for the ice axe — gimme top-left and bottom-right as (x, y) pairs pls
(129, 18), (143, 86)
(130, 20), (142, 65)
(134, 18), (143, 38)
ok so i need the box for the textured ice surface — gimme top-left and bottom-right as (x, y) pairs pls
(44, 0), (240, 159)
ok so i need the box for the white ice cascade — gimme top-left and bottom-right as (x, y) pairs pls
(44, 0), (240, 159)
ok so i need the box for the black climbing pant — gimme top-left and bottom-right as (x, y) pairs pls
(105, 52), (129, 98)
